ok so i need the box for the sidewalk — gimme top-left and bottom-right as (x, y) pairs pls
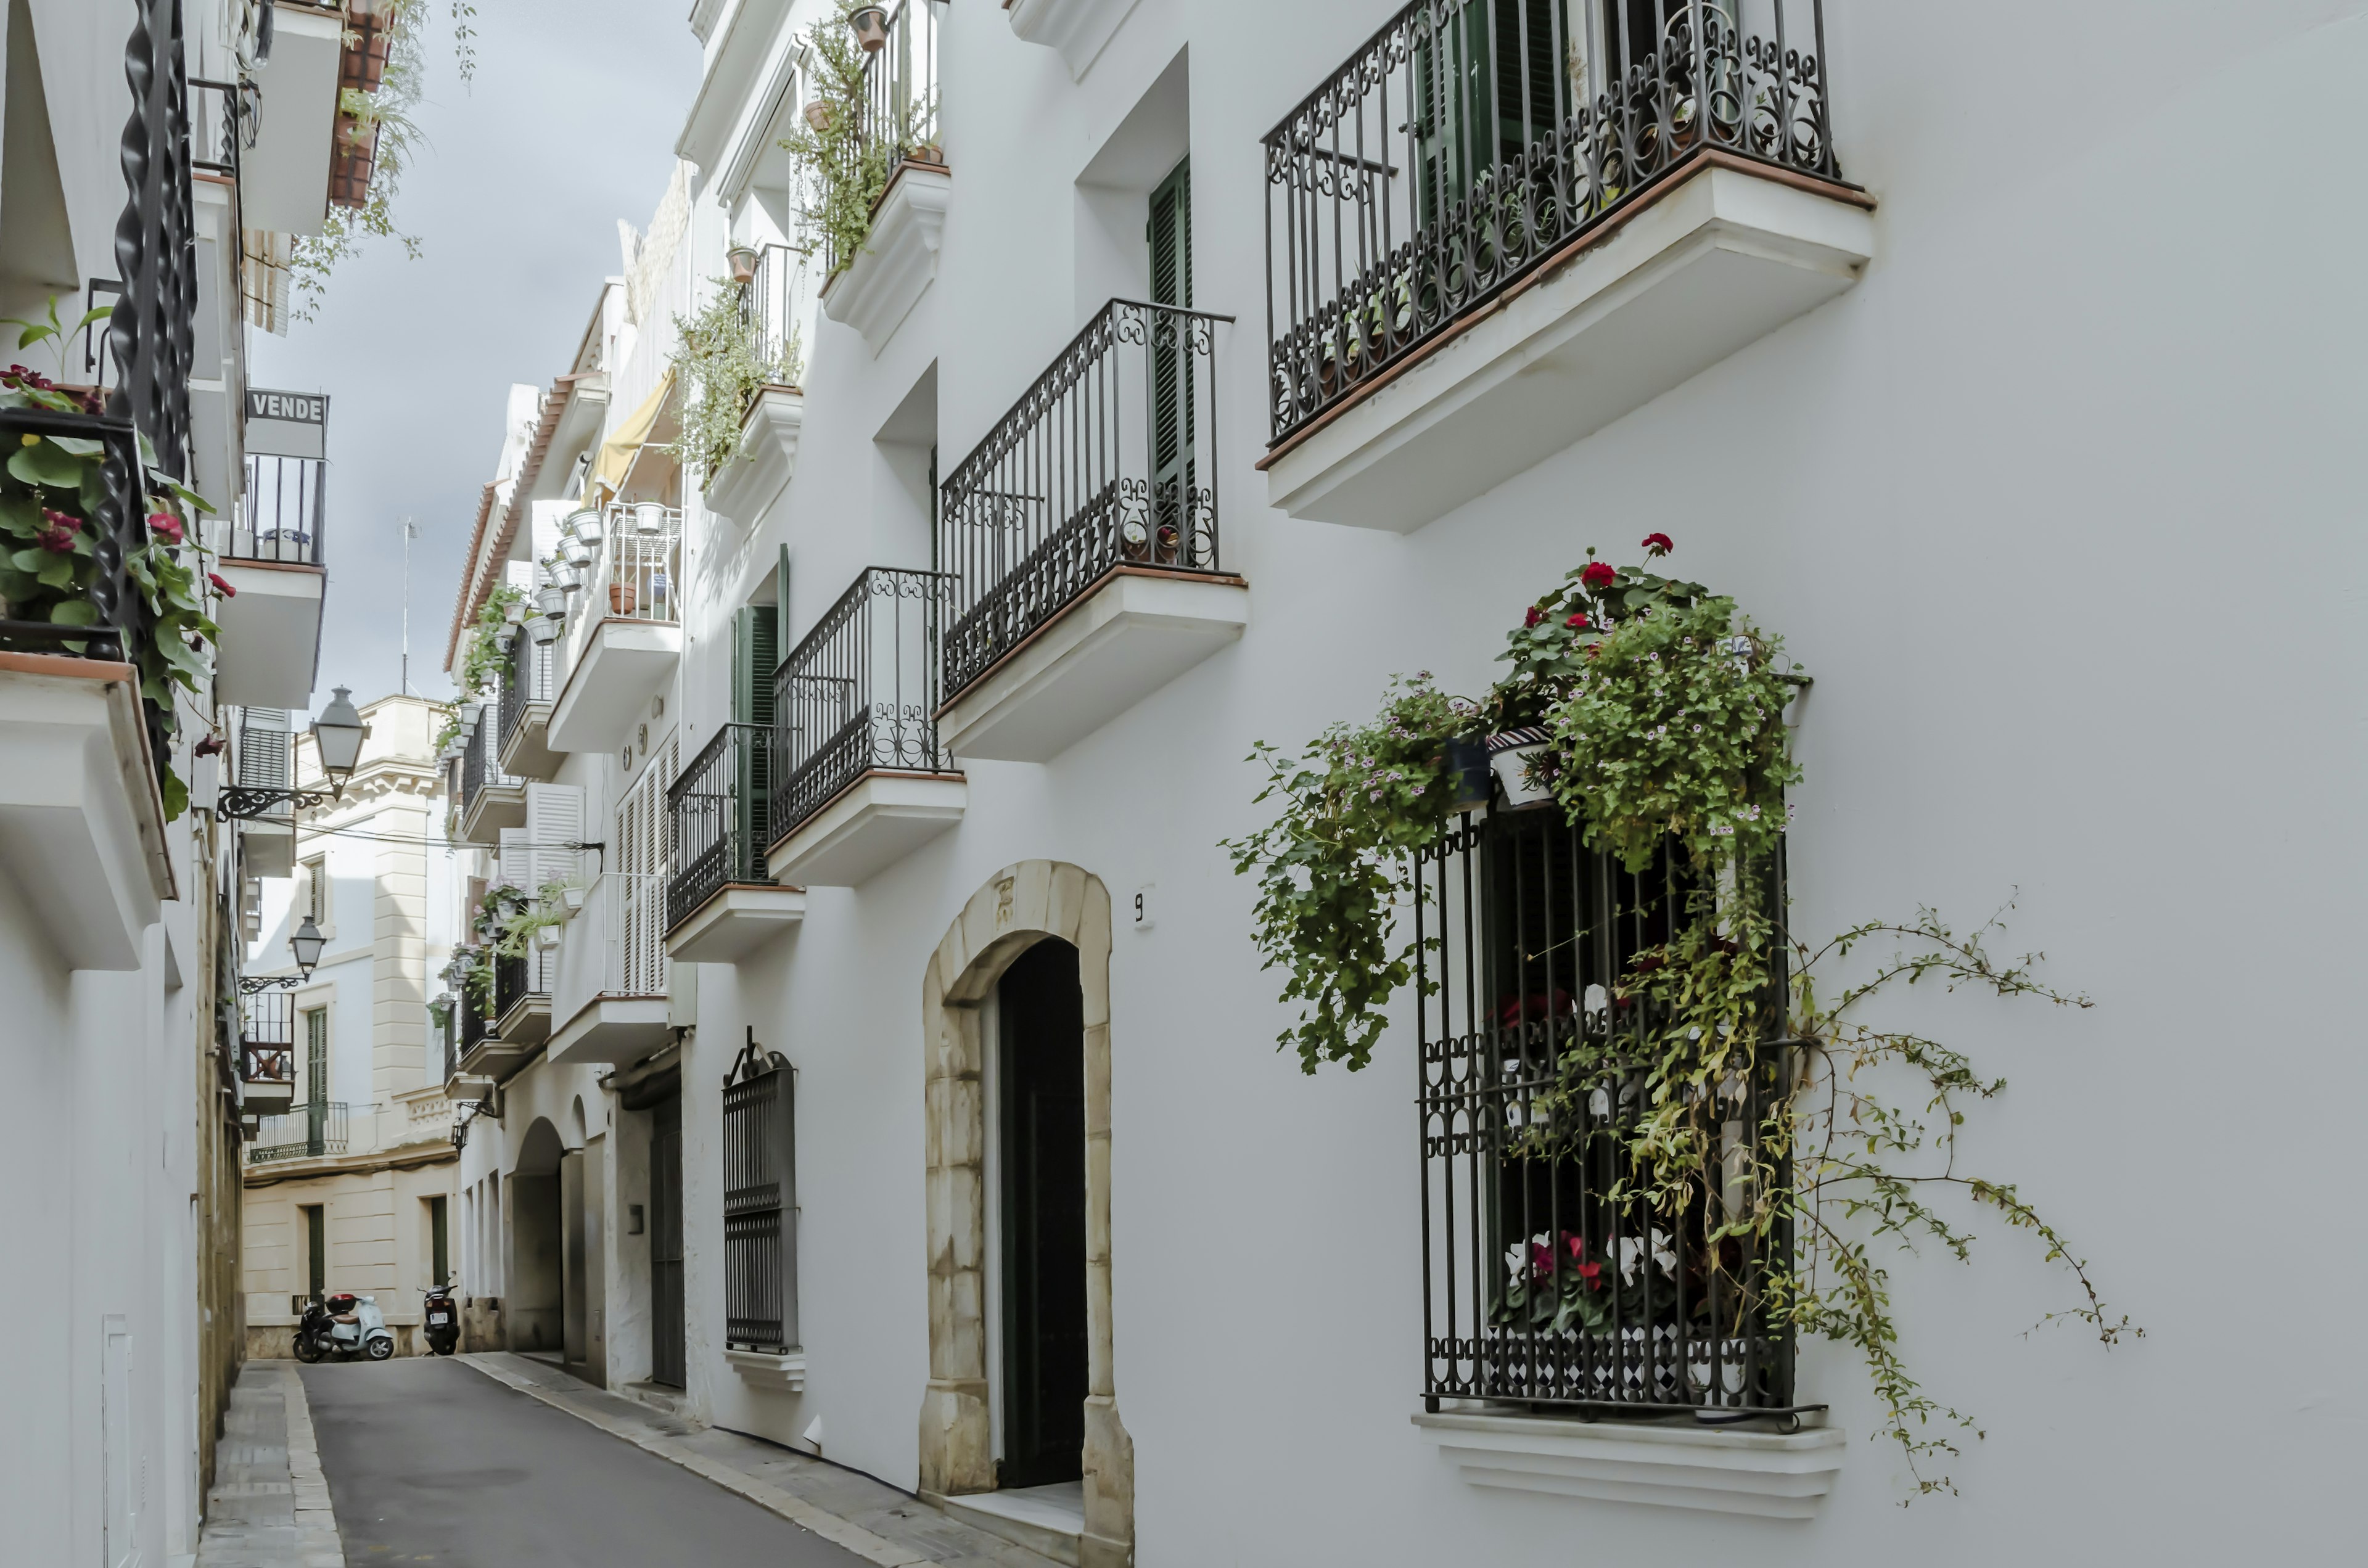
(195, 1362), (345, 1568)
(463, 1353), (1064, 1568)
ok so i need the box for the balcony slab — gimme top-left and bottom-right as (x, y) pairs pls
(546, 620), (682, 754)
(241, 1079), (295, 1116)
(1262, 157), (1875, 535)
(940, 569), (1248, 763)
(239, 1), (343, 236)
(766, 771), (966, 889)
(722, 1347), (807, 1394)
(0, 654), (174, 969)
(212, 560), (325, 708)
(704, 386), (803, 525)
(459, 782), (526, 845)
(1411, 1410), (1844, 1519)
(495, 995), (551, 1048)
(499, 703), (559, 781)
(821, 160), (950, 355)
(1007, 0), (1142, 80)
(546, 996), (671, 1067)
(665, 884), (808, 963)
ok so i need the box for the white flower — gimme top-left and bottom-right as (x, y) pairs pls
(1616, 1228), (1678, 1283)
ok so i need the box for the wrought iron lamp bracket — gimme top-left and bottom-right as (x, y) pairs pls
(238, 975), (300, 994)
(723, 1025), (787, 1088)
(220, 784), (337, 819)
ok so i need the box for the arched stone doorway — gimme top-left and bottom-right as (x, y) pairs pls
(509, 1117), (565, 1353)
(920, 862), (1130, 1567)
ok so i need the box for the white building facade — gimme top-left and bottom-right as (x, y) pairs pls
(434, 2), (2366, 1564)
(238, 696), (463, 1356)
(0, 0), (379, 1559)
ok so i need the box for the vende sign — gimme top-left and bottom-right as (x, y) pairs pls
(246, 388), (329, 459)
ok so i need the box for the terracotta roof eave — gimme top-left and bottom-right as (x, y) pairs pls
(445, 369), (601, 670)
(442, 480), (501, 673)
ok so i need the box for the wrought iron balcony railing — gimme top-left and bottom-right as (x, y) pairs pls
(458, 958), (493, 1057)
(460, 695), (516, 813)
(494, 943), (555, 1028)
(229, 451), (326, 565)
(1264, 0), (1842, 445)
(938, 298), (1230, 702)
(742, 243), (807, 380)
(769, 567), (950, 847)
(0, 405), (171, 777)
(826, 0), (943, 276)
(498, 636), (554, 755)
(1415, 805), (1798, 1418)
(668, 722), (776, 930)
(240, 990), (296, 1083)
(249, 1101), (349, 1165)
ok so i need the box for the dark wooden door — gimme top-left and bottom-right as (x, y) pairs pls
(997, 940), (1088, 1488)
(650, 1094), (686, 1388)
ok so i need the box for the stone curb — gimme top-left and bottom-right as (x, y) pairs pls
(458, 1354), (931, 1568)
(281, 1366), (347, 1568)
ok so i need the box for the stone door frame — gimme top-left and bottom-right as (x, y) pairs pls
(919, 861), (1132, 1567)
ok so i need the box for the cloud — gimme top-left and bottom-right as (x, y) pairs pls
(249, 0), (701, 709)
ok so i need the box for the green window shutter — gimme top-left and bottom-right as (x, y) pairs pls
(731, 607), (779, 728)
(1148, 157), (1194, 553)
(731, 605), (781, 879)
(1148, 156), (1191, 309)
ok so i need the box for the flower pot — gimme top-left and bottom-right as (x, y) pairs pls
(493, 624), (518, 653)
(534, 584), (564, 617)
(726, 245), (760, 285)
(1444, 736), (1494, 814)
(849, 6), (889, 52)
(802, 99), (834, 133)
(525, 614), (559, 647)
(633, 501), (669, 535)
(610, 582), (638, 616)
(562, 537), (594, 567)
(1487, 728), (1554, 808)
(536, 924), (561, 950)
(568, 507), (604, 546)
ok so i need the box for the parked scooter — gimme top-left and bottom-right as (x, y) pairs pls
(422, 1284), (459, 1356)
(293, 1292), (395, 1362)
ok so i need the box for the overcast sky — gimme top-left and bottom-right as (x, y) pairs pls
(250, 0), (702, 712)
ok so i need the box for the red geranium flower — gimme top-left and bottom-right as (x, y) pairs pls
(1524, 605), (1543, 628)
(194, 733), (224, 758)
(147, 511), (183, 544)
(208, 572), (237, 598)
(1565, 612), (1590, 630)
(1641, 532), (1674, 557)
(1581, 561), (1618, 588)
(36, 509), (79, 552)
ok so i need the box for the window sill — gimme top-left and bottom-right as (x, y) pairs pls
(1412, 1408), (1844, 1519)
(724, 1346), (805, 1394)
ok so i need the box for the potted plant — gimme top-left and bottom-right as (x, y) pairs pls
(726, 244), (760, 285)
(609, 579), (638, 615)
(848, 4), (889, 52)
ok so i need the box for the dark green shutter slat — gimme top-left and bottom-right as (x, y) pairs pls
(1149, 157), (1193, 543)
(732, 606), (780, 881)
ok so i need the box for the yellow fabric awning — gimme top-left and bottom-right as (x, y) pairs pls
(588, 371), (675, 501)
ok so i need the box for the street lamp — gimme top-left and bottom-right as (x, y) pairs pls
(218, 686), (372, 820)
(289, 916), (326, 980)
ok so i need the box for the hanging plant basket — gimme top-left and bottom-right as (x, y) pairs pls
(849, 5), (890, 52)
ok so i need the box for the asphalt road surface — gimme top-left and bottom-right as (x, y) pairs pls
(298, 1357), (868, 1567)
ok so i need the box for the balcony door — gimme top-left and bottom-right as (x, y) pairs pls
(303, 1005), (328, 1155)
(1414, 0), (1570, 227)
(1149, 157), (1195, 556)
(997, 938), (1088, 1489)
(650, 1093), (687, 1388)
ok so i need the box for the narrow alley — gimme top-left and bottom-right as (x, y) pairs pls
(198, 1357), (1062, 1568)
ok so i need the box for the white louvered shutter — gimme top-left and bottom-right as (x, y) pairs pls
(496, 828), (527, 891)
(524, 783), (585, 893)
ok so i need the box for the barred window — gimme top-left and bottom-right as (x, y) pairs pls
(1416, 805), (1798, 1418)
(723, 1030), (799, 1353)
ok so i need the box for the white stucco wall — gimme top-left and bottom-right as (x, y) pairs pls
(440, 1), (2368, 1561)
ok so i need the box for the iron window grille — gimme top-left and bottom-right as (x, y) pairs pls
(768, 567), (951, 848)
(723, 1030), (800, 1353)
(1416, 803), (1801, 1418)
(824, 0), (944, 277)
(1264, 0), (1843, 446)
(936, 298), (1231, 704)
(668, 722), (777, 931)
